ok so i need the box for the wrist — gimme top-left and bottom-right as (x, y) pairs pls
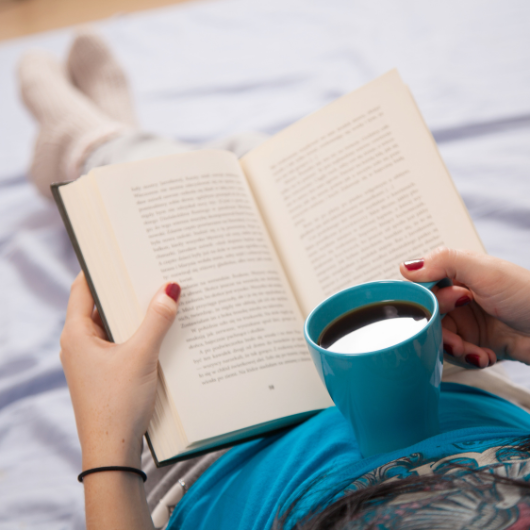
(78, 465), (147, 485)
(81, 433), (144, 471)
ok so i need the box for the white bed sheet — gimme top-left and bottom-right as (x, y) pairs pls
(0, 0), (529, 527)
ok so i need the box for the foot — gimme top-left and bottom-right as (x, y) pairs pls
(18, 50), (127, 199)
(67, 29), (137, 127)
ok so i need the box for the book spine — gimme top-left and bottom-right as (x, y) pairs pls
(51, 183), (162, 462)
(51, 183), (115, 343)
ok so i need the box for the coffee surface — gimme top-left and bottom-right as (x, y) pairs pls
(318, 301), (431, 354)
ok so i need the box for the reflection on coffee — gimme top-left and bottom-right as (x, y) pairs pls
(318, 301), (431, 354)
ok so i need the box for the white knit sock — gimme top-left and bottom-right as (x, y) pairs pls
(18, 50), (128, 199)
(67, 30), (137, 127)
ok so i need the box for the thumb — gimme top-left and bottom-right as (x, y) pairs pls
(130, 282), (181, 354)
(398, 247), (530, 329)
(399, 247), (501, 291)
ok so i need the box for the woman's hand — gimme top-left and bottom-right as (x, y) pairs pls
(60, 272), (181, 471)
(400, 247), (530, 369)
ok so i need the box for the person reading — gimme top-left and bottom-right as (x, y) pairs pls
(18, 30), (530, 530)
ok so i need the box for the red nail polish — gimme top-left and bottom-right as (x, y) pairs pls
(455, 296), (471, 307)
(403, 259), (424, 271)
(165, 283), (181, 302)
(465, 354), (481, 368)
(444, 344), (454, 356)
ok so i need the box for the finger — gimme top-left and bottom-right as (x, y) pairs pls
(65, 272), (95, 323)
(441, 313), (458, 334)
(129, 282), (181, 356)
(91, 307), (109, 340)
(496, 333), (530, 364)
(435, 285), (473, 314)
(399, 247), (501, 289)
(442, 328), (496, 368)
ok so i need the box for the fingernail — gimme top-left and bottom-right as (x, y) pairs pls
(455, 296), (471, 307)
(444, 344), (454, 356)
(403, 259), (424, 271)
(165, 283), (181, 302)
(465, 354), (481, 368)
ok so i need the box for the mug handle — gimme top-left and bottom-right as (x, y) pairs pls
(417, 278), (452, 318)
(417, 278), (453, 291)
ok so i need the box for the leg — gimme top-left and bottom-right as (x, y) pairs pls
(442, 361), (530, 413)
(18, 46), (127, 198)
(18, 30), (268, 200)
(82, 130), (268, 175)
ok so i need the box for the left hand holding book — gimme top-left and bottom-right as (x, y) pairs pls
(60, 272), (180, 472)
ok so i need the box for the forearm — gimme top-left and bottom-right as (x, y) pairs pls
(80, 420), (153, 529)
(60, 276), (180, 530)
(84, 470), (155, 530)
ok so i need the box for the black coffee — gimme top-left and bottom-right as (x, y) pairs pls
(318, 301), (431, 354)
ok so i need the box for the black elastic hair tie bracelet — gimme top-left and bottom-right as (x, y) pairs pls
(78, 466), (147, 483)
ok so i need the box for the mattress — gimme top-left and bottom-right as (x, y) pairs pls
(0, 0), (529, 527)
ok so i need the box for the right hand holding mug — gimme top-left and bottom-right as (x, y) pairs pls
(400, 247), (530, 369)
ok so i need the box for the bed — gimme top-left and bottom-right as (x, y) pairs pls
(1, 0), (529, 527)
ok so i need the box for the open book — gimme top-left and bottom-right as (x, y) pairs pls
(53, 70), (484, 465)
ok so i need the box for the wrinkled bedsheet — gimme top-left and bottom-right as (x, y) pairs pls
(0, 0), (529, 527)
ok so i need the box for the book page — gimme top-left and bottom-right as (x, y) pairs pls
(92, 150), (331, 448)
(241, 70), (484, 316)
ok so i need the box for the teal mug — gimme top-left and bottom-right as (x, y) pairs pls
(304, 280), (447, 457)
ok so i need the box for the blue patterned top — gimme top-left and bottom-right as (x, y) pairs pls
(168, 383), (530, 530)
